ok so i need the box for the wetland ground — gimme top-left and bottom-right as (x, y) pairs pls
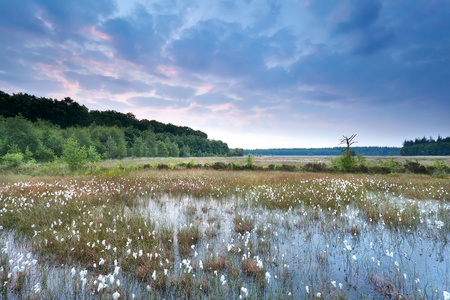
(0, 156), (449, 299)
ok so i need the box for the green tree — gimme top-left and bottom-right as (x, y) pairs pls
(230, 148), (244, 156)
(90, 125), (127, 158)
(165, 137), (180, 157)
(62, 137), (88, 171)
(331, 134), (359, 172)
(180, 145), (191, 157)
(37, 120), (65, 157)
(105, 136), (118, 159)
(65, 127), (93, 148)
(142, 130), (157, 157)
(108, 127), (127, 158)
(87, 146), (101, 165)
(0, 116), (42, 156)
(157, 141), (169, 157)
(131, 136), (145, 158)
(24, 146), (34, 162)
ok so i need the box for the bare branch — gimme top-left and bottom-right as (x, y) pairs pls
(339, 134), (358, 151)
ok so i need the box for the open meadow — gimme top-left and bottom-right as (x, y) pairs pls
(0, 156), (449, 299)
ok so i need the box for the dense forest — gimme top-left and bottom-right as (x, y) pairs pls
(400, 136), (450, 156)
(246, 147), (401, 156)
(0, 91), (230, 160)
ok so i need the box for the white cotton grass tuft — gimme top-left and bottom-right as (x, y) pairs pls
(265, 271), (271, 283)
(443, 291), (450, 300)
(112, 291), (120, 300)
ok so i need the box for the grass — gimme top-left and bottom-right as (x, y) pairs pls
(0, 161), (449, 299)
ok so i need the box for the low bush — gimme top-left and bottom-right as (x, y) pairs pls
(404, 161), (427, 174)
(331, 151), (358, 172)
(367, 165), (391, 174)
(187, 160), (195, 168)
(212, 162), (229, 170)
(432, 160), (450, 177)
(280, 164), (296, 172)
(379, 158), (403, 174)
(2, 152), (24, 168)
(303, 163), (327, 172)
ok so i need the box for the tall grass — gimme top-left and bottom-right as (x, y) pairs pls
(0, 169), (448, 298)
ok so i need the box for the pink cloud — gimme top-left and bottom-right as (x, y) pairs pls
(210, 102), (236, 113)
(36, 14), (55, 32)
(89, 26), (111, 40)
(196, 84), (214, 95)
(157, 65), (178, 77)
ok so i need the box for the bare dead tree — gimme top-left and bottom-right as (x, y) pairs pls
(339, 134), (357, 153)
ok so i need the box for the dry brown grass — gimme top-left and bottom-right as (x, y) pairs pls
(234, 215), (254, 234)
(204, 255), (228, 272)
(368, 275), (412, 300)
(241, 259), (260, 277)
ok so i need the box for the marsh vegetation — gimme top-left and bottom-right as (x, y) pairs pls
(0, 158), (449, 299)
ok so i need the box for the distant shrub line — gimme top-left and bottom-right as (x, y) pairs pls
(187, 160), (448, 177)
(10, 159), (450, 178)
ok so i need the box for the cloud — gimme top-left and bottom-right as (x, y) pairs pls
(154, 83), (196, 100)
(36, 0), (116, 38)
(330, 0), (394, 55)
(87, 98), (132, 112)
(168, 19), (267, 76)
(101, 8), (165, 67)
(64, 71), (139, 94)
(333, 0), (382, 34)
(193, 93), (237, 105)
(128, 96), (182, 109)
(1, 0), (449, 147)
(396, 46), (450, 65)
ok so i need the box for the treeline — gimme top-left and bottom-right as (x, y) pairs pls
(401, 136), (450, 156)
(0, 91), (230, 160)
(245, 147), (401, 156)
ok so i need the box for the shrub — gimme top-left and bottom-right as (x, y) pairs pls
(2, 152), (24, 168)
(331, 151), (358, 172)
(187, 159), (195, 168)
(379, 158), (403, 174)
(177, 162), (187, 169)
(433, 160), (450, 177)
(404, 161), (427, 174)
(212, 162), (228, 170)
(357, 164), (369, 173)
(61, 137), (88, 171)
(246, 154), (254, 168)
(232, 163), (243, 170)
(368, 165), (390, 174)
(303, 163), (327, 172)
(280, 164), (296, 172)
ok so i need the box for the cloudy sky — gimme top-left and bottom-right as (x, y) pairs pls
(1, 0), (449, 148)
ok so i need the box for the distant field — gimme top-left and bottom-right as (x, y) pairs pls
(97, 155), (450, 169)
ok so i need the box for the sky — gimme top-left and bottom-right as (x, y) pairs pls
(1, 0), (449, 149)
